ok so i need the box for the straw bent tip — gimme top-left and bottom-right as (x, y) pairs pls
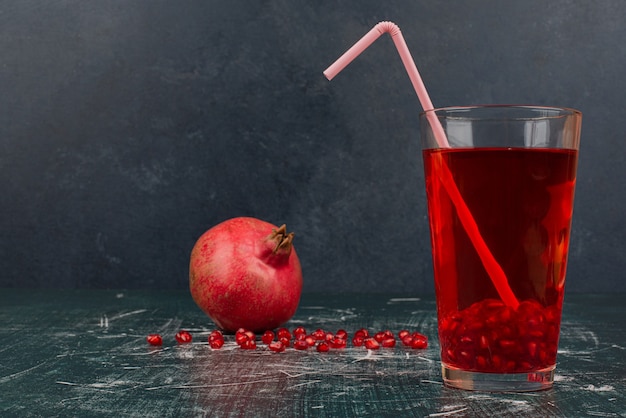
(323, 21), (401, 81)
(375, 21), (401, 36)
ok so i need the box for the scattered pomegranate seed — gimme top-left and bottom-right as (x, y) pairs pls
(146, 334), (163, 346)
(324, 332), (334, 342)
(354, 328), (369, 339)
(240, 339), (257, 350)
(279, 336), (291, 348)
(398, 330), (410, 339)
(305, 335), (316, 347)
(209, 338), (224, 349)
(175, 330), (193, 344)
(235, 329), (256, 346)
(208, 330), (224, 349)
(294, 340), (309, 350)
(235, 328), (247, 344)
(277, 327), (292, 340)
(335, 329), (348, 340)
(293, 326), (307, 336)
(269, 340), (286, 353)
(352, 336), (364, 347)
(401, 336), (414, 347)
(411, 331), (428, 341)
(364, 337), (380, 350)
(261, 330), (275, 344)
(235, 332), (249, 346)
(329, 337), (347, 349)
(382, 337), (396, 348)
(294, 332), (306, 341)
(312, 329), (326, 340)
(411, 335), (428, 349)
(316, 342), (330, 352)
(209, 330), (223, 340)
(373, 332), (386, 343)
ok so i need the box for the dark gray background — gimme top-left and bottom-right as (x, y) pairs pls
(1, 1), (623, 293)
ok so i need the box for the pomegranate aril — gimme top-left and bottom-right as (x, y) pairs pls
(460, 336), (473, 344)
(364, 338), (380, 350)
(354, 328), (369, 339)
(401, 336), (413, 347)
(277, 327), (292, 340)
(498, 339), (517, 350)
(269, 340), (286, 353)
(209, 338), (224, 349)
(235, 333), (250, 346)
(459, 350), (473, 364)
(479, 335), (489, 350)
(411, 331), (427, 341)
(312, 329), (326, 340)
(279, 336), (291, 348)
(335, 329), (348, 340)
(316, 342), (330, 352)
(352, 336), (364, 347)
(305, 335), (316, 347)
(491, 355), (503, 369)
(294, 340), (309, 350)
(262, 330), (275, 344)
(519, 361), (532, 371)
(240, 339), (256, 350)
(235, 328), (249, 345)
(373, 332), (386, 343)
(381, 337), (396, 348)
(411, 336), (428, 349)
(293, 326), (306, 336)
(441, 316), (461, 333)
(398, 330), (410, 340)
(476, 355), (488, 369)
(545, 306), (560, 322)
(209, 330), (223, 340)
(175, 330), (193, 344)
(329, 337), (347, 349)
(146, 334), (163, 346)
(208, 330), (224, 349)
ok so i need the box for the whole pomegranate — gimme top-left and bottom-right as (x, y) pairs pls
(189, 217), (303, 333)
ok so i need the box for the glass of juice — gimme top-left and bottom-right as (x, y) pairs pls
(420, 105), (582, 391)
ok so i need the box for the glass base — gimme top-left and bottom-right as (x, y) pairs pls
(442, 364), (555, 392)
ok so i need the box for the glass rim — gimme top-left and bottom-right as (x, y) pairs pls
(420, 104), (582, 121)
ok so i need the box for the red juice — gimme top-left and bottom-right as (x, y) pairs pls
(423, 147), (578, 373)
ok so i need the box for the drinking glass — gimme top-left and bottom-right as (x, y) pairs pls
(420, 105), (582, 391)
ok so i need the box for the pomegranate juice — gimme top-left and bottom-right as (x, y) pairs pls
(423, 147), (578, 373)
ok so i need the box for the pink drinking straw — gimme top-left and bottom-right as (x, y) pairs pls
(324, 21), (520, 309)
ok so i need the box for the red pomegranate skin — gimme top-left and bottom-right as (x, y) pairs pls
(189, 217), (303, 333)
